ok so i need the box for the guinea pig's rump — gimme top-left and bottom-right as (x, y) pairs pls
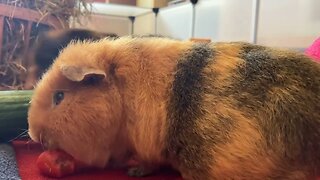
(166, 42), (320, 179)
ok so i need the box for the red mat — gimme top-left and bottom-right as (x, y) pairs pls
(12, 140), (182, 180)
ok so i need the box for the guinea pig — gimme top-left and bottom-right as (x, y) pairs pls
(24, 28), (119, 89)
(27, 36), (320, 180)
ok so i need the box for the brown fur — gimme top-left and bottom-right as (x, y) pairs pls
(28, 37), (320, 180)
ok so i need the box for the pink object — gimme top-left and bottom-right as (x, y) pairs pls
(305, 37), (320, 62)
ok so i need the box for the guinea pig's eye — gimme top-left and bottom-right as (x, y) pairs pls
(53, 91), (64, 106)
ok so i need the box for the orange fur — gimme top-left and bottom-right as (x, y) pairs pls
(210, 106), (274, 179)
(206, 43), (244, 88)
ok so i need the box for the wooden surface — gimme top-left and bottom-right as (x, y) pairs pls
(22, 21), (33, 68)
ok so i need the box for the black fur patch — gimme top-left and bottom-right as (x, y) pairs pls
(166, 43), (214, 175)
(229, 43), (278, 107)
(229, 43), (320, 167)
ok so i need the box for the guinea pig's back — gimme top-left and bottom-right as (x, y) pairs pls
(166, 42), (320, 179)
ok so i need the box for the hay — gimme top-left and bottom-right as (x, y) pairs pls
(0, 0), (91, 90)
(0, 0), (91, 26)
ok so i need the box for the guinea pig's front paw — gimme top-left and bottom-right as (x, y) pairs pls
(127, 165), (155, 177)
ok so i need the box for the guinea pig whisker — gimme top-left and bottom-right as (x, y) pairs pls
(8, 129), (29, 142)
(20, 134), (31, 138)
(23, 137), (32, 142)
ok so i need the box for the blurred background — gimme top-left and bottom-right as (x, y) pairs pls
(73, 0), (320, 49)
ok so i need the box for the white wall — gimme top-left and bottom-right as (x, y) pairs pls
(71, 0), (320, 49)
(157, 3), (193, 40)
(71, 12), (156, 37)
(134, 13), (155, 35)
(156, 0), (319, 48)
(71, 2), (153, 36)
(257, 0), (320, 48)
(194, 0), (253, 42)
(71, 14), (131, 36)
(156, 0), (253, 42)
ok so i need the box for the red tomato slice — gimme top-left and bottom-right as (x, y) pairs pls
(36, 150), (76, 178)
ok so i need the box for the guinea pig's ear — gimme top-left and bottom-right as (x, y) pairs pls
(60, 65), (106, 83)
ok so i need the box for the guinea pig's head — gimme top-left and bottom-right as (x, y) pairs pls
(27, 40), (124, 168)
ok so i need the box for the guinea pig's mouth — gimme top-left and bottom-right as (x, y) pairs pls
(38, 132), (58, 150)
